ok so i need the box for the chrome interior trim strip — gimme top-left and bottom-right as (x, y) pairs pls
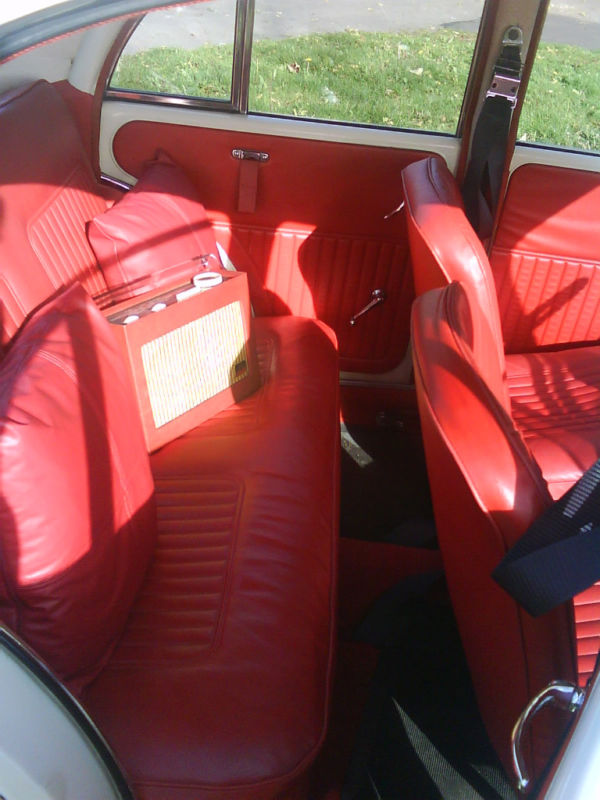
(231, 0), (254, 113)
(105, 88), (237, 113)
(100, 173), (132, 191)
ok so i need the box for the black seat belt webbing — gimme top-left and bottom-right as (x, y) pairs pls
(462, 26), (523, 237)
(493, 459), (600, 617)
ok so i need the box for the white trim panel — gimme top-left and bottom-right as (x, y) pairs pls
(100, 101), (460, 184)
(341, 343), (414, 388)
(69, 21), (127, 95)
(511, 142), (600, 175)
(0, 32), (83, 93)
(0, 647), (123, 800)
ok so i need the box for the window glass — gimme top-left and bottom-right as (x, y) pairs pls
(110, 0), (237, 101)
(518, 1), (600, 151)
(249, 0), (485, 133)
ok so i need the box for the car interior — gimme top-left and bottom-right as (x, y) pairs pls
(0, 1), (599, 798)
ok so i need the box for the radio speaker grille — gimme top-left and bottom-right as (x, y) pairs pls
(141, 301), (248, 428)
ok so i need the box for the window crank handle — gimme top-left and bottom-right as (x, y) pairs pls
(349, 289), (387, 326)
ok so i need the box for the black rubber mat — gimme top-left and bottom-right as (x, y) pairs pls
(342, 584), (517, 800)
(340, 422), (434, 544)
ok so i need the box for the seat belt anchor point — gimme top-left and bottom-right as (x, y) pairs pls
(502, 25), (523, 48)
(485, 26), (523, 109)
(486, 73), (520, 108)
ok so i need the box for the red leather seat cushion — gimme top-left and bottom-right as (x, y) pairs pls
(82, 316), (339, 800)
(0, 285), (156, 691)
(88, 151), (221, 293)
(506, 346), (600, 499)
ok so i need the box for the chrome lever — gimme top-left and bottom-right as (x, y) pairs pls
(349, 289), (386, 326)
(512, 681), (585, 793)
(384, 200), (405, 220)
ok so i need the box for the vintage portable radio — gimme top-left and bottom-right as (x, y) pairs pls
(104, 270), (259, 451)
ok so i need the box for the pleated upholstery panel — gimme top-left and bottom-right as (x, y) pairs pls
(492, 249), (600, 353)
(491, 163), (600, 353)
(28, 164), (109, 299)
(214, 222), (412, 373)
(108, 476), (242, 664)
(0, 81), (111, 345)
(573, 584), (600, 686)
(112, 121), (430, 376)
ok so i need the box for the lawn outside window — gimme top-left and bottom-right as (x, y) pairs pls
(108, 0), (485, 135)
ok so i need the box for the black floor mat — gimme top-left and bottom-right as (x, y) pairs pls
(340, 422), (434, 544)
(339, 421), (514, 798)
(342, 586), (517, 800)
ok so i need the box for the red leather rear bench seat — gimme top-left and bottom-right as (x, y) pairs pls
(0, 80), (339, 799)
(85, 315), (339, 799)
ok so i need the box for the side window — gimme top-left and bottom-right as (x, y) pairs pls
(109, 0), (485, 135)
(518, 1), (600, 152)
(109, 0), (238, 104)
(249, 0), (485, 133)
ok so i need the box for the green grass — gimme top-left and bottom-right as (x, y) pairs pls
(111, 29), (474, 133)
(111, 29), (600, 151)
(111, 42), (234, 99)
(518, 41), (600, 152)
(249, 29), (473, 132)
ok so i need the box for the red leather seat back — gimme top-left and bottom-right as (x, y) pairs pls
(490, 163), (600, 353)
(87, 150), (222, 294)
(0, 81), (111, 345)
(402, 156), (510, 410)
(411, 280), (577, 775)
(0, 285), (156, 692)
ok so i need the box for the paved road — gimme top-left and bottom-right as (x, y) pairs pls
(127, 0), (600, 53)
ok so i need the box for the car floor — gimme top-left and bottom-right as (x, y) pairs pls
(312, 419), (517, 800)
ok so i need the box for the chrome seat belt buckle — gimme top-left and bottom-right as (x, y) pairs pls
(486, 73), (521, 108)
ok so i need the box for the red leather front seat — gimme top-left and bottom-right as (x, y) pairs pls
(404, 156), (600, 779)
(411, 281), (576, 777)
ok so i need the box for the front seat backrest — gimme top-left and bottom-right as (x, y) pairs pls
(402, 155), (510, 410)
(411, 280), (577, 778)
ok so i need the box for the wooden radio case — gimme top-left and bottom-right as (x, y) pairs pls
(104, 270), (259, 451)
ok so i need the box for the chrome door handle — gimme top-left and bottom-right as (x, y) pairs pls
(232, 148), (270, 162)
(512, 681), (585, 793)
(349, 289), (386, 326)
